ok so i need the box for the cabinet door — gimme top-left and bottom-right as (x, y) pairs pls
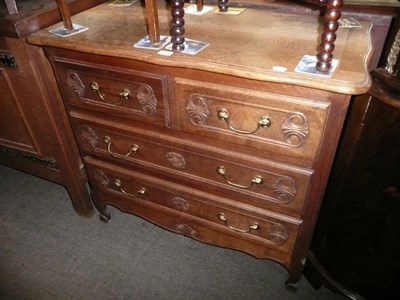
(0, 67), (35, 153)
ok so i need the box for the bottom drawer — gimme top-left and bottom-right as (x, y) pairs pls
(85, 156), (302, 258)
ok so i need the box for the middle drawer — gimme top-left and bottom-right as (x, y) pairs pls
(71, 113), (313, 216)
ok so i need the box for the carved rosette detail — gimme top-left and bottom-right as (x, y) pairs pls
(272, 177), (297, 204)
(137, 84), (157, 115)
(173, 224), (197, 238)
(186, 95), (210, 126)
(67, 71), (85, 98)
(166, 152), (186, 169)
(94, 169), (110, 188)
(172, 197), (190, 211)
(281, 114), (309, 147)
(80, 125), (99, 151)
(267, 223), (288, 245)
(80, 125), (98, 150)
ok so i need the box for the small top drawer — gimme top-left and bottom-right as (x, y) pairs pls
(53, 58), (170, 127)
(174, 78), (331, 161)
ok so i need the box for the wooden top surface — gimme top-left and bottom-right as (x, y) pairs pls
(28, 1), (373, 94)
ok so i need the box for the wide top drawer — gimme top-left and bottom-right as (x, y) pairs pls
(174, 78), (331, 161)
(52, 58), (170, 127)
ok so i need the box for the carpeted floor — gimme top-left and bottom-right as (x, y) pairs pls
(0, 164), (344, 300)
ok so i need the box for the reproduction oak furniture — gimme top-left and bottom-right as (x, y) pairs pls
(0, 0), (106, 216)
(28, 0), (373, 288)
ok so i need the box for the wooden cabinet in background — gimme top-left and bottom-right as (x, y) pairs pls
(0, 0), (106, 216)
(304, 7), (400, 299)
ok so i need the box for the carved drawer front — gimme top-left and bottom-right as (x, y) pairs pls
(72, 116), (312, 216)
(85, 157), (301, 255)
(175, 78), (330, 161)
(53, 58), (170, 127)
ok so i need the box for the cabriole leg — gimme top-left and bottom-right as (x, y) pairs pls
(92, 190), (111, 223)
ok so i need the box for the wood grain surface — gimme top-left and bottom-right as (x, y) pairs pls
(28, 1), (373, 94)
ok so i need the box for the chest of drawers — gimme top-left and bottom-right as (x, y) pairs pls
(28, 1), (372, 289)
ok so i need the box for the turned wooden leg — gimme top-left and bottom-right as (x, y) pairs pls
(316, 0), (343, 73)
(385, 28), (400, 75)
(170, 0), (185, 51)
(218, 0), (229, 12)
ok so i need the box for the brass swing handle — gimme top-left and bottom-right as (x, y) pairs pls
(216, 165), (263, 189)
(114, 179), (146, 198)
(103, 136), (139, 159)
(217, 108), (271, 134)
(90, 81), (131, 104)
(218, 213), (260, 233)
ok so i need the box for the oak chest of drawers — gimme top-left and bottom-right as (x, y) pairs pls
(28, 1), (373, 288)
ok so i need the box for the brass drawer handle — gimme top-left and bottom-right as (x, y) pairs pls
(217, 108), (271, 134)
(103, 136), (139, 159)
(90, 81), (131, 104)
(114, 179), (146, 198)
(216, 165), (263, 189)
(218, 213), (260, 233)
